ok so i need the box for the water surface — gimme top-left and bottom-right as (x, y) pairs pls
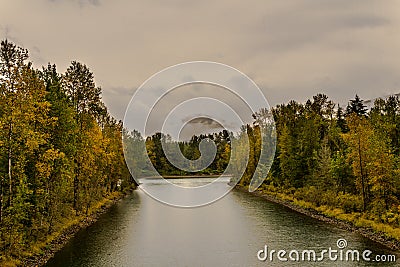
(46, 178), (398, 266)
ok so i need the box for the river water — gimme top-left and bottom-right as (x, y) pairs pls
(45, 178), (398, 266)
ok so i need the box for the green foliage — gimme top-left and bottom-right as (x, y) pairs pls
(330, 151), (354, 193)
(242, 93), (400, 237)
(144, 131), (231, 176)
(338, 193), (363, 213)
(345, 94), (367, 117)
(0, 40), (135, 265)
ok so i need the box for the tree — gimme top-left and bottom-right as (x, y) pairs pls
(0, 40), (57, 254)
(63, 61), (104, 213)
(346, 94), (367, 117)
(0, 39), (29, 222)
(330, 151), (354, 194)
(313, 140), (333, 190)
(369, 96), (400, 155)
(343, 114), (371, 211)
(228, 127), (249, 184)
(39, 64), (76, 231)
(365, 128), (398, 212)
(63, 61), (104, 119)
(278, 124), (302, 187)
(342, 113), (398, 212)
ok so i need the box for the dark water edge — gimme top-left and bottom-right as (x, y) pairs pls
(44, 179), (399, 266)
(238, 186), (400, 251)
(23, 190), (135, 267)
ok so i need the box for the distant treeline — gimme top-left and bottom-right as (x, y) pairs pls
(0, 40), (134, 263)
(136, 131), (231, 176)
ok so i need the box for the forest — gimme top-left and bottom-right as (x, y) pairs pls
(237, 93), (400, 241)
(0, 40), (135, 265)
(135, 130), (231, 176)
(2, 39), (400, 265)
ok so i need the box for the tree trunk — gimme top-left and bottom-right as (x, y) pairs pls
(358, 135), (366, 211)
(0, 174), (3, 223)
(73, 161), (79, 215)
(7, 122), (12, 207)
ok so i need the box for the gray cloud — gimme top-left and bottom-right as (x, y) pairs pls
(0, 0), (399, 121)
(101, 86), (136, 119)
(179, 117), (226, 140)
(341, 16), (389, 29)
(48, 0), (101, 7)
(184, 117), (223, 129)
(0, 24), (20, 44)
(30, 46), (48, 66)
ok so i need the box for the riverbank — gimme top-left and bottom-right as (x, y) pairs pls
(235, 185), (400, 251)
(16, 188), (136, 267)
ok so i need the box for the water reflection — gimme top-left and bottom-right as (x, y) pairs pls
(46, 178), (398, 267)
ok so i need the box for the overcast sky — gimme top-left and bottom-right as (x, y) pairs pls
(1, 0), (400, 125)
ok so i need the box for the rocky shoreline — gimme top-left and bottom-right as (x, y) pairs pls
(235, 186), (400, 251)
(22, 190), (134, 267)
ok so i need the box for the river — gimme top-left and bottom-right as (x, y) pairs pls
(45, 178), (398, 266)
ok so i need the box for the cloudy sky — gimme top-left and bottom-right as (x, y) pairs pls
(1, 0), (400, 126)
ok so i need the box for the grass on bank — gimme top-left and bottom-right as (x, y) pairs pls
(253, 184), (400, 243)
(1, 189), (132, 267)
